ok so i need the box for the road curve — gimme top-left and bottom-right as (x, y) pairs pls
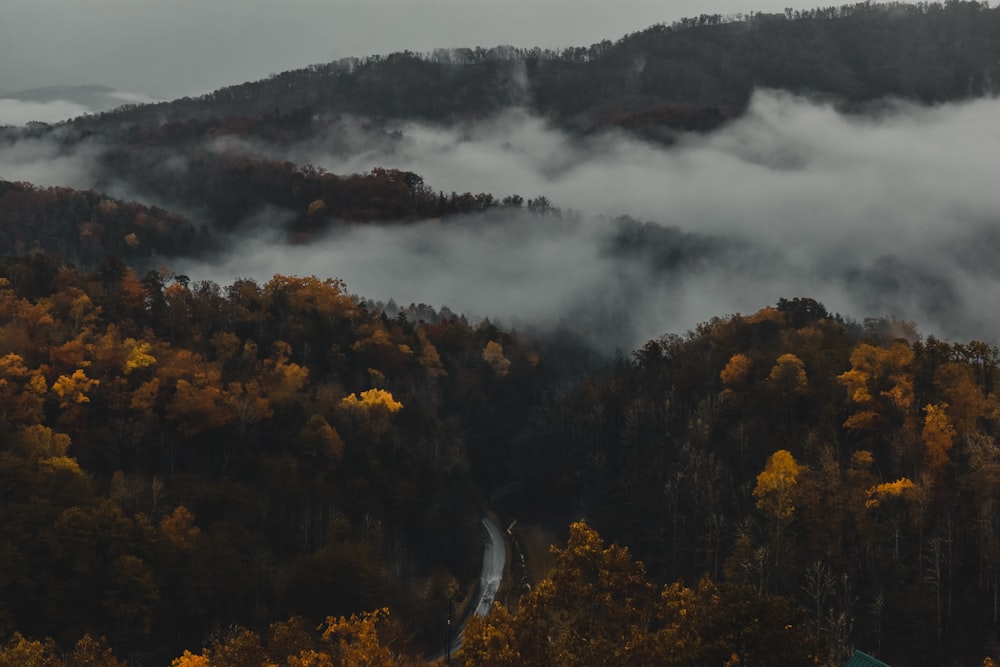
(428, 517), (506, 662)
(475, 517), (506, 616)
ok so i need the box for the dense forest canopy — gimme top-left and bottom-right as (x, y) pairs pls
(2, 1), (995, 137)
(2, 2), (1000, 666)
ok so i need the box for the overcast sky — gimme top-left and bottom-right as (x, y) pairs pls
(3, 0), (811, 99)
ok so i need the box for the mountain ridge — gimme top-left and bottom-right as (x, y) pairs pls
(32, 1), (997, 141)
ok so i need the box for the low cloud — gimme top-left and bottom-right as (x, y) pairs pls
(0, 136), (97, 188)
(4, 88), (1000, 352)
(0, 99), (91, 126)
(106, 90), (158, 105)
(179, 91), (1000, 351)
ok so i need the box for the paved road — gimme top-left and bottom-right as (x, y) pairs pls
(475, 517), (505, 616)
(428, 517), (506, 662)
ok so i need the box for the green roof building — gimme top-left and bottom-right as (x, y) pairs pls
(845, 650), (891, 667)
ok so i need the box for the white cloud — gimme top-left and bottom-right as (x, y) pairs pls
(0, 99), (91, 126)
(107, 90), (158, 105)
(170, 91), (1000, 350)
(5, 88), (999, 351)
(0, 137), (96, 188)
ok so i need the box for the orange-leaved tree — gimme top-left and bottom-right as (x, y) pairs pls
(463, 521), (655, 667)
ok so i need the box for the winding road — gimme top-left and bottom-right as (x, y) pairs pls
(428, 517), (506, 662)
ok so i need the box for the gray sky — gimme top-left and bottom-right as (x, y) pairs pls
(2, 0), (807, 99)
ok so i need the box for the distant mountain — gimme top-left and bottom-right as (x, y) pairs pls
(0, 84), (160, 126)
(38, 1), (1000, 142)
(1, 84), (158, 113)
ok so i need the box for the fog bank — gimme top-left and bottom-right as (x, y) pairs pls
(171, 92), (1000, 350)
(4, 88), (999, 351)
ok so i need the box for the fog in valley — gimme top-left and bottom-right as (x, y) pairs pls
(181, 90), (1000, 351)
(4, 89), (1000, 352)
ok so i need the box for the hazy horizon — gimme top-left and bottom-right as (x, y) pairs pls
(2, 1), (830, 102)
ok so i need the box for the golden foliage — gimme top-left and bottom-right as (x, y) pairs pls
(935, 361), (990, 434)
(0, 632), (61, 667)
(768, 353), (808, 395)
(340, 389), (403, 413)
(307, 199), (328, 216)
(746, 306), (786, 325)
(288, 650), (334, 667)
(463, 521), (655, 666)
(482, 341), (510, 377)
(260, 342), (309, 405)
(0, 352), (30, 382)
(264, 275), (358, 321)
(66, 634), (125, 667)
(753, 449), (803, 524)
(51, 368), (99, 408)
(123, 339), (156, 374)
(922, 402), (956, 477)
(462, 604), (519, 667)
(170, 650), (211, 667)
(416, 329), (446, 378)
(865, 478), (922, 509)
(320, 608), (410, 667)
(720, 353), (751, 388)
(838, 341), (915, 432)
(0, 353), (47, 424)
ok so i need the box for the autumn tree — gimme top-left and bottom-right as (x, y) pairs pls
(0, 633), (62, 667)
(769, 353), (808, 395)
(921, 402), (955, 482)
(753, 449), (804, 567)
(463, 521), (656, 666)
(865, 478), (924, 561)
(838, 341), (915, 435)
(768, 352), (808, 420)
(481, 341), (511, 377)
(320, 608), (417, 667)
(720, 352), (751, 394)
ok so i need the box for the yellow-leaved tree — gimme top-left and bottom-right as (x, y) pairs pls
(340, 389), (403, 413)
(462, 521), (656, 666)
(753, 449), (804, 566)
(320, 608), (417, 667)
(865, 477), (924, 560)
(339, 389), (403, 440)
(482, 341), (511, 377)
(922, 402), (955, 481)
(838, 341), (915, 434)
(768, 353), (808, 396)
(51, 368), (99, 408)
(720, 352), (751, 387)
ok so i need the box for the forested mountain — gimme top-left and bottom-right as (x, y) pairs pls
(10, 0), (999, 142)
(3, 273), (1000, 665)
(0, 257), (546, 664)
(2, 2), (1000, 666)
